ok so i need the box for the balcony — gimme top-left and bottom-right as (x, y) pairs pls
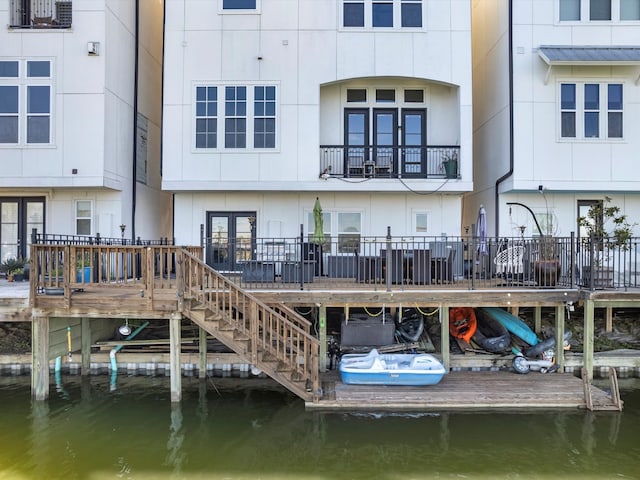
(319, 145), (460, 179)
(9, 0), (72, 29)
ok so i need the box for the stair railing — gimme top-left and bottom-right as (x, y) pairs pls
(178, 250), (320, 399)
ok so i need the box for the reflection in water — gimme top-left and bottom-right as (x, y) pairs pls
(165, 403), (185, 474)
(0, 376), (637, 479)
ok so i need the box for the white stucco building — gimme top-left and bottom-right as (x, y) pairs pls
(162, 0), (473, 271)
(0, 0), (172, 262)
(469, 0), (640, 240)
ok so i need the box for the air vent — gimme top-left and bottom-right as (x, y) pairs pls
(55, 1), (72, 27)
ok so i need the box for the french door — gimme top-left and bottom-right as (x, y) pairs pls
(401, 109), (426, 176)
(344, 108), (426, 177)
(205, 211), (256, 271)
(0, 197), (45, 262)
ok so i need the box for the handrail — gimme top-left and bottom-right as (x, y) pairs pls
(179, 250), (320, 398)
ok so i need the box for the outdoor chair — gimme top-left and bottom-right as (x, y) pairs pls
(494, 245), (525, 277)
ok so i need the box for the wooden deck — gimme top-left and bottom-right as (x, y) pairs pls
(308, 370), (621, 412)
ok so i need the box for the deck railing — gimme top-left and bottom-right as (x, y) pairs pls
(319, 145), (460, 179)
(29, 244), (202, 306)
(201, 231), (640, 291)
(9, 0), (72, 28)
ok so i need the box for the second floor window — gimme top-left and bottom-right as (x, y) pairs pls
(343, 0), (422, 28)
(559, 0), (640, 21)
(0, 59), (51, 145)
(194, 84), (277, 151)
(560, 82), (623, 139)
(223, 0), (257, 9)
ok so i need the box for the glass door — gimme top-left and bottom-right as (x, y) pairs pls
(0, 197), (44, 262)
(344, 109), (369, 176)
(401, 109), (426, 176)
(373, 109), (397, 176)
(205, 212), (256, 271)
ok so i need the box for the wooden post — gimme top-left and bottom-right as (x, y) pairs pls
(81, 317), (91, 376)
(534, 306), (542, 334)
(605, 306), (613, 333)
(555, 304), (565, 371)
(198, 326), (207, 379)
(583, 298), (595, 381)
(319, 305), (327, 372)
(169, 312), (182, 402)
(31, 314), (50, 401)
(440, 304), (450, 371)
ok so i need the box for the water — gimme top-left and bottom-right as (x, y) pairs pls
(1, 375), (639, 480)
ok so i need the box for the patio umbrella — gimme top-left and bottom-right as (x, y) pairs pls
(312, 197), (325, 245)
(477, 205), (488, 256)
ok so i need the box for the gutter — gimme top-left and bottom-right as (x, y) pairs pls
(494, 0), (515, 237)
(131, 0), (140, 242)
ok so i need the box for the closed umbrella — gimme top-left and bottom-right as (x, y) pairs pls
(477, 205), (488, 256)
(312, 197), (325, 245)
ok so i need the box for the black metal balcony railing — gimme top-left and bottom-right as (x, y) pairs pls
(319, 145), (460, 179)
(201, 232), (640, 291)
(9, 0), (72, 29)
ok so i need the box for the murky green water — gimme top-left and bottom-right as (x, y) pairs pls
(0, 375), (639, 480)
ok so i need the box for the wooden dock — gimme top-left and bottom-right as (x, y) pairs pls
(308, 370), (622, 412)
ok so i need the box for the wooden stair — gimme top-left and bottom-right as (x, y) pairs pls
(178, 250), (320, 402)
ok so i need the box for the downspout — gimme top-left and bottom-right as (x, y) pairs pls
(494, 0), (515, 237)
(131, 0), (140, 242)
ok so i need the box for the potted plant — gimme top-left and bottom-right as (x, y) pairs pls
(76, 251), (93, 283)
(442, 152), (458, 179)
(578, 196), (636, 288)
(533, 235), (561, 287)
(1, 257), (27, 282)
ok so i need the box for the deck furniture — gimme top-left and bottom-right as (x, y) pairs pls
(281, 260), (315, 283)
(432, 249), (457, 284)
(241, 260), (275, 282)
(327, 255), (357, 278)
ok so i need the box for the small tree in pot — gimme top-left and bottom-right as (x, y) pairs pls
(578, 196), (635, 288)
(1, 257), (26, 282)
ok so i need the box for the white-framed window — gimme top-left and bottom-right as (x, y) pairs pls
(0, 59), (52, 145)
(194, 83), (277, 151)
(305, 210), (362, 253)
(559, 82), (623, 140)
(559, 0), (640, 21)
(75, 200), (93, 236)
(414, 212), (428, 233)
(342, 0), (423, 28)
(222, 0), (258, 11)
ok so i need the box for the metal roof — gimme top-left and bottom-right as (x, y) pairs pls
(538, 46), (640, 65)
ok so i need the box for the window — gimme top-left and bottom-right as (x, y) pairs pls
(621, 0), (640, 19)
(372, 1), (393, 27)
(196, 86), (217, 148)
(347, 89), (367, 102)
(194, 84), (277, 150)
(560, 84), (576, 138)
(415, 212), (428, 233)
(560, 0), (640, 21)
(225, 86), (246, 148)
(0, 60), (51, 145)
(560, 0), (581, 20)
(342, 0), (422, 28)
(344, 1), (365, 26)
(590, 0), (612, 19)
(404, 89), (424, 103)
(376, 89), (395, 103)
(401, 0), (422, 26)
(223, 0), (256, 9)
(560, 82), (623, 140)
(337, 212), (362, 253)
(75, 200), (92, 236)
(253, 86), (276, 148)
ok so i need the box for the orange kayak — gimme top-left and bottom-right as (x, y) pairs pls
(449, 307), (477, 343)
